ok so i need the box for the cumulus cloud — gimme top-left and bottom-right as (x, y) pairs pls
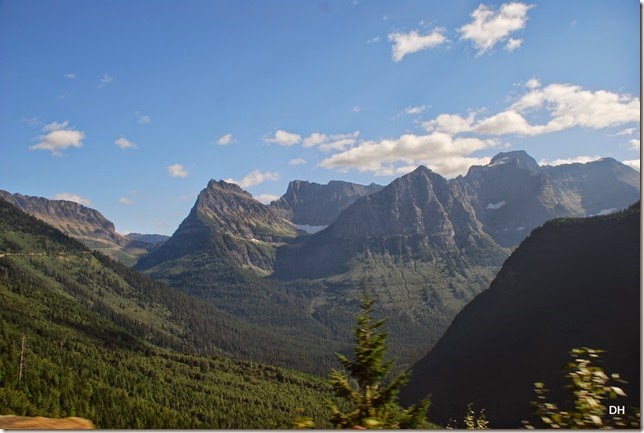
(99, 74), (113, 88)
(539, 155), (603, 166)
(424, 83), (640, 137)
(623, 159), (640, 171)
(459, 2), (533, 55)
(225, 170), (279, 189)
(289, 158), (307, 165)
(320, 131), (496, 178)
(29, 121), (85, 156)
(626, 139), (640, 150)
(167, 164), (188, 178)
(119, 196), (133, 205)
(505, 37), (523, 51)
(115, 137), (137, 150)
(525, 78), (541, 89)
(264, 130), (301, 146)
(254, 194), (280, 204)
(302, 131), (360, 151)
(388, 28), (447, 62)
(54, 193), (91, 206)
(217, 133), (234, 145)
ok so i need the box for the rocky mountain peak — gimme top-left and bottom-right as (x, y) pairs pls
(488, 150), (540, 172)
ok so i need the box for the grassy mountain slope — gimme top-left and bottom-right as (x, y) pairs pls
(400, 202), (640, 427)
(0, 198), (341, 427)
(0, 198), (342, 374)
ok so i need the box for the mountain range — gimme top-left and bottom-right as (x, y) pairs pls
(400, 202), (641, 427)
(0, 190), (168, 266)
(134, 150), (639, 363)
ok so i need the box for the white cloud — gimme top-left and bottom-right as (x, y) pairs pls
(459, 2), (533, 55)
(136, 113), (151, 124)
(320, 131), (496, 178)
(217, 133), (235, 145)
(623, 159), (640, 171)
(627, 139), (640, 150)
(404, 105), (428, 115)
(42, 120), (70, 132)
(115, 137), (137, 150)
(289, 158), (307, 165)
(264, 130), (301, 146)
(367, 36), (381, 44)
(539, 155), (602, 166)
(29, 121), (85, 156)
(225, 170), (279, 189)
(388, 28), (447, 62)
(525, 78), (541, 89)
(424, 83), (640, 137)
(64, 73), (76, 79)
(352, 105), (362, 113)
(302, 131), (360, 152)
(505, 37), (523, 51)
(615, 127), (636, 136)
(119, 196), (133, 205)
(99, 74), (113, 88)
(254, 194), (280, 204)
(168, 164), (189, 178)
(54, 193), (91, 206)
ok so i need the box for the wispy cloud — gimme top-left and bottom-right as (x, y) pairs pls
(167, 164), (189, 178)
(288, 158), (307, 165)
(29, 121), (85, 156)
(615, 128), (636, 136)
(136, 112), (151, 124)
(404, 105), (428, 115)
(264, 130), (301, 146)
(352, 106), (362, 113)
(54, 193), (91, 206)
(64, 73), (76, 79)
(119, 196), (133, 205)
(367, 36), (381, 44)
(525, 78), (541, 89)
(459, 2), (533, 55)
(388, 28), (447, 62)
(225, 170), (279, 188)
(98, 74), (113, 88)
(217, 133), (235, 145)
(115, 137), (137, 150)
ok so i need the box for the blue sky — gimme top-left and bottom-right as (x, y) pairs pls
(0, 0), (640, 235)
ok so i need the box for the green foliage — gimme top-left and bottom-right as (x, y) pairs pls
(326, 298), (430, 429)
(523, 348), (640, 429)
(448, 404), (489, 429)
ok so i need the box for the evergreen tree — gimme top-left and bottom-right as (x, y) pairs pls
(327, 298), (430, 429)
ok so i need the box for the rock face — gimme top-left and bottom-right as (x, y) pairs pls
(136, 180), (299, 275)
(274, 166), (507, 280)
(0, 190), (154, 265)
(270, 180), (383, 226)
(456, 151), (640, 247)
(400, 203), (641, 428)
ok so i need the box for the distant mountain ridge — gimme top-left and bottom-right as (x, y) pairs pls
(270, 180), (383, 226)
(0, 190), (165, 265)
(135, 150), (639, 365)
(401, 202), (641, 427)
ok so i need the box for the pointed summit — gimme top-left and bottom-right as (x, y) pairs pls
(488, 150), (540, 172)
